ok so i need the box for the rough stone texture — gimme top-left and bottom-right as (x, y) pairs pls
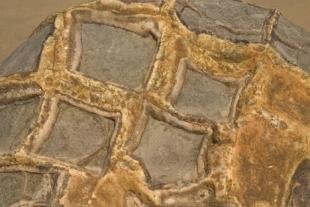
(175, 69), (236, 121)
(0, 0), (309, 206)
(0, 98), (40, 153)
(0, 172), (24, 206)
(0, 171), (59, 206)
(79, 23), (157, 89)
(0, 171), (60, 207)
(176, 0), (269, 42)
(24, 173), (45, 197)
(121, 0), (162, 6)
(288, 159), (310, 207)
(0, 22), (54, 76)
(271, 15), (310, 73)
(133, 117), (204, 186)
(40, 102), (114, 172)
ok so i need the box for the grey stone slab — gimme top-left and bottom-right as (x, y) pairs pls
(288, 159), (310, 207)
(297, 44), (310, 72)
(0, 172), (24, 206)
(0, 171), (61, 206)
(0, 22), (54, 77)
(0, 98), (40, 153)
(206, 200), (239, 207)
(175, 69), (236, 121)
(84, 148), (109, 173)
(176, 0), (269, 42)
(133, 117), (203, 186)
(79, 23), (157, 89)
(121, 0), (162, 6)
(24, 173), (45, 198)
(40, 102), (114, 168)
(272, 15), (310, 73)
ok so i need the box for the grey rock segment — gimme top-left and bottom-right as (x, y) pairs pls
(288, 159), (310, 207)
(121, 0), (162, 6)
(175, 69), (236, 121)
(40, 102), (114, 172)
(0, 171), (59, 206)
(79, 23), (157, 89)
(134, 117), (204, 186)
(0, 22), (54, 76)
(271, 16), (310, 73)
(175, 0), (310, 73)
(0, 172), (24, 206)
(0, 98), (40, 153)
(176, 0), (269, 42)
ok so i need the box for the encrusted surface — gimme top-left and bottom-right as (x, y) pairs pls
(0, 0), (309, 206)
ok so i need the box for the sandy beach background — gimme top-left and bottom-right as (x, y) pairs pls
(0, 0), (309, 62)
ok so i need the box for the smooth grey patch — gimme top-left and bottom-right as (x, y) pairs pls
(0, 23), (54, 76)
(175, 69), (236, 121)
(288, 159), (310, 207)
(24, 173), (45, 198)
(79, 23), (157, 89)
(40, 102), (114, 172)
(0, 172), (24, 206)
(176, 0), (269, 42)
(0, 171), (62, 206)
(0, 97), (40, 153)
(121, 0), (162, 6)
(272, 15), (310, 73)
(133, 117), (203, 186)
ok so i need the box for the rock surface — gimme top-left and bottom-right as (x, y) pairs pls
(0, 20), (54, 76)
(79, 23), (156, 89)
(271, 15), (310, 73)
(0, 0), (309, 206)
(133, 117), (204, 186)
(175, 68), (236, 121)
(176, 0), (269, 42)
(0, 98), (40, 153)
(40, 102), (114, 173)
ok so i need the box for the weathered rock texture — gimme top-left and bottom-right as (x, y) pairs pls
(0, 0), (309, 206)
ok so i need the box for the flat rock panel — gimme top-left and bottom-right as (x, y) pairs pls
(79, 24), (157, 89)
(134, 117), (203, 186)
(40, 102), (114, 171)
(272, 15), (310, 73)
(24, 173), (45, 198)
(177, 0), (269, 42)
(288, 159), (310, 207)
(0, 98), (40, 153)
(0, 171), (61, 206)
(0, 172), (24, 206)
(0, 23), (54, 76)
(175, 69), (236, 121)
(121, 0), (162, 6)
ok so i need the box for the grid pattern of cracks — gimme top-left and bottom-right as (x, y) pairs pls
(0, 0), (308, 206)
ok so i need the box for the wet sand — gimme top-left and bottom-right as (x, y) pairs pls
(0, 0), (309, 62)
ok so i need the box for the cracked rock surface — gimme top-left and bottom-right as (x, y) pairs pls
(0, 0), (309, 206)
